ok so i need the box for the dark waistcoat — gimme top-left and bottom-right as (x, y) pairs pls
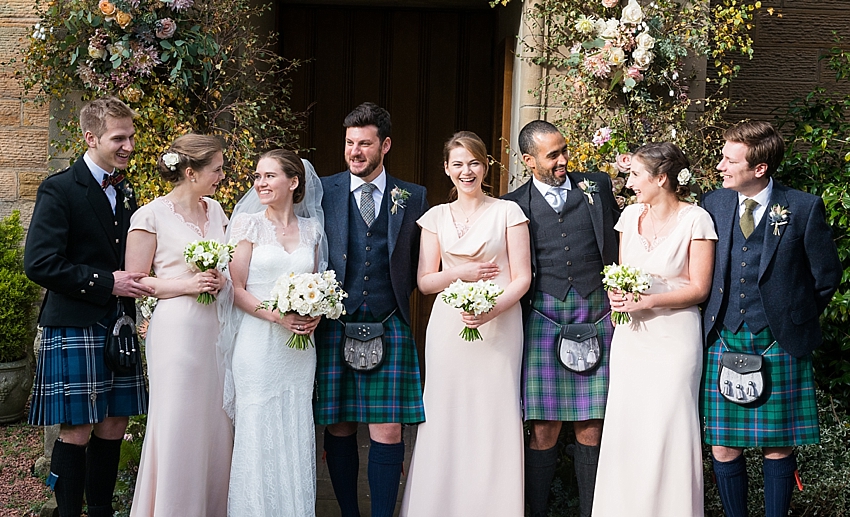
(530, 186), (603, 300)
(721, 212), (769, 334)
(344, 191), (395, 318)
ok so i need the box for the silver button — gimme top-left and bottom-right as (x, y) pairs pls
(711, 316), (716, 321)
(365, 246), (371, 251)
(364, 276), (369, 281)
(80, 289), (86, 294)
(365, 261), (370, 267)
(89, 281), (94, 286)
(114, 221), (118, 226)
(740, 293), (745, 299)
(561, 233), (567, 237)
(567, 261), (572, 266)
(363, 290), (368, 296)
(94, 273), (99, 279)
(719, 288), (723, 293)
(366, 232), (372, 237)
(568, 276), (573, 281)
(342, 254), (347, 260)
(741, 261), (746, 267)
(558, 218), (563, 223)
(740, 309), (746, 314)
(564, 246), (570, 251)
(742, 246), (748, 251)
(740, 278), (746, 283)
(115, 238), (120, 244)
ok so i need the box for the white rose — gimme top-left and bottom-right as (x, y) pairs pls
(607, 46), (626, 66)
(600, 18), (620, 40)
(677, 168), (692, 185)
(635, 32), (655, 50)
(632, 46), (654, 69)
(620, 0), (644, 25)
(593, 17), (609, 35)
(88, 45), (105, 60)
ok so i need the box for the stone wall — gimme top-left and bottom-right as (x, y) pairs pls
(0, 0), (49, 228)
(723, 0), (850, 122)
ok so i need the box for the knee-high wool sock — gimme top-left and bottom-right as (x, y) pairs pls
(324, 428), (361, 517)
(49, 439), (88, 517)
(85, 434), (122, 516)
(764, 454), (797, 517)
(712, 454), (749, 517)
(367, 439), (404, 517)
(525, 444), (559, 517)
(573, 442), (600, 517)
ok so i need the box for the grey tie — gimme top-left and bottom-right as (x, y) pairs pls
(360, 183), (376, 226)
(545, 187), (565, 213)
(740, 198), (759, 238)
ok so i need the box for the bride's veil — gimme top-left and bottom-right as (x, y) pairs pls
(216, 158), (327, 421)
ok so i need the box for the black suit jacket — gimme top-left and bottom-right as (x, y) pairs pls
(320, 171), (428, 326)
(503, 172), (620, 312)
(24, 155), (137, 327)
(702, 183), (841, 357)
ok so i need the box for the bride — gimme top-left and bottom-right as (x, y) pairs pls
(218, 149), (327, 516)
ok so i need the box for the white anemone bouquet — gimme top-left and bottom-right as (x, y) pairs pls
(602, 263), (652, 325)
(441, 279), (504, 341)
(183, 239), (236, 304)
(258, 270), (348, 350)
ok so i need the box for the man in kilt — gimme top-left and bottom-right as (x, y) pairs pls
(503, 120), (619, 517)
(315, 102), (427, 517)
(701, 120), (841, 517)
(24, 96), (152, 517)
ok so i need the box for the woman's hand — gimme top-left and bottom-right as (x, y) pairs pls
(608, 290), (652, 313)
(460, 307), (499, 329)
(276, 313), (321, 336)
(190, 270), (222, 296)
(452, 261), (500, 283)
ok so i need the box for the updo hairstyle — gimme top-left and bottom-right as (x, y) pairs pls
(258, 149), (306, 204)
(631, 142), (691, 198)
(443, 131), (490, 201)
(157, 134), (223, 183)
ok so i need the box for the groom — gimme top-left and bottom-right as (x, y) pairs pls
(315, 102), (427, 517)
(702, 121), (841, 517)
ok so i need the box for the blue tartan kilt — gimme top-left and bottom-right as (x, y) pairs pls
(29, 310), (148, 426)
(314, 303), (424, 425)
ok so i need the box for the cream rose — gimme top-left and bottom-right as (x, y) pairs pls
(620, 0), (644, 25)
(600, 18), (620, 40)
(98, 0), (116, 16)
(632, 46), (653, 69)
(88, 45), (105, 60)
(635, 32), (655, 50)
(115, 11), (132, 29)
(607, 46), (626, 66)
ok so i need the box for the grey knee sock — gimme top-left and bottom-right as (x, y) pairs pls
(525, 445), (559, 517)
(573, 442), (600, 517)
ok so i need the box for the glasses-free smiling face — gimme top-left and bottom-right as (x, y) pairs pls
(523, 131), (569, 187)
(189, 151), (224, 196)
(85, 116), (135, 172)
(344, 125), (390, 183)
(445, 146), (487, 194)
(625, 156), (664, 204)
(253, 157), (298, 206)
(717, 141), (768, 197)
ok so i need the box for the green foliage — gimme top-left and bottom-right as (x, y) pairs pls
(775, 46), (850, 407)
(21, 0), (304, 212)
(0, 212), (41, 363)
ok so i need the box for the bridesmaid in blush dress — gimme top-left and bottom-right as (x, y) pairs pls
(400, 131), (531, 517)
(125, 134), (234, 517)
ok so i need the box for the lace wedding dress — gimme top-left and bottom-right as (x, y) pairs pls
(227, 211), (321, 517)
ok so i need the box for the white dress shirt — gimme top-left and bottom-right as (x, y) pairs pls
(737, 177), (773, 228)
(350, 168), (387, 217)
(84, 152), (117, 213)
(532, 176), (570, 208)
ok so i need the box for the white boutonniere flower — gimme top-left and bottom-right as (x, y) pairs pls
(578, 179), (599, 205)
(119, 180), (134, 211)
(768, 204), (790, 236)
(390, 185), (411, 215)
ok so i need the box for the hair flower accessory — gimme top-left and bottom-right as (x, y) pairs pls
(390, 185), (411, 215)
(677, 167), (692, 185)
(162, 152), (179, 171)
(767, 204), (790, 236)
(578, 179), (599, 205)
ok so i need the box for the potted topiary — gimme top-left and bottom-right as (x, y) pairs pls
(0, 211), (41, 423)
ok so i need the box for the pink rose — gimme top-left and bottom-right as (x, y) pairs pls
(602, 0), (619, 7)
(615, 152), (632, 172)
(155, 18), (176, 39)
(626, 66), (644, 82)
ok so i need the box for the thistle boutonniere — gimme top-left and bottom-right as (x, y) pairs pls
(767, 204), (790, 236)
(390, 185), (410, 215)
(119, 180), (135, 211)
(578, 180), (598, 205)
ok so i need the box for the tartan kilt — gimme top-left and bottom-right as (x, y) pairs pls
(29, 311), (148, 426)
(314, 303), (424, 425)
(701, 325), (819, 447)
(522, 288), (613, 422)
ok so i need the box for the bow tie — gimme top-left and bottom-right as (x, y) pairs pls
(101, 173), (124, 189)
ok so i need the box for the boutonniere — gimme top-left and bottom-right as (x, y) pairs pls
(390, 185), (410, 215)
(119, 180), (135, 211)
(578, 180), (598, 205)
(767, 204), (790, 236)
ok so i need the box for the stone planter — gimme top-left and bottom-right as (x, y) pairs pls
(0, 357), (32, 423)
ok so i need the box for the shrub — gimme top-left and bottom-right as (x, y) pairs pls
(0, 211), (41, 363)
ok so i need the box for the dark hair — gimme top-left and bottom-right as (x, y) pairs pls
(80, 96), (136, 138)
(631, 142), (691, 197)
(343, 102), (392, 141)
(157, 134), (223, 183)
(257, 149), (306, 204)
(518, 120), (562, 156)
(723, 120), (785, 177)
(443, 131), (490, 201)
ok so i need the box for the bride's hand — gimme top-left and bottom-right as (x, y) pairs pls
(278, 313), (321, 335)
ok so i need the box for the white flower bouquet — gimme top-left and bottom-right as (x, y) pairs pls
(440, 279), (504, 342)
(183, 239), (236, 304)
(258, 270), (349, 350)
(602, 263), (652, 325)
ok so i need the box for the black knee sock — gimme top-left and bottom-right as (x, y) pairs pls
(49, 439), (88, 517)
(764, 454), (797, 517)
(324, 428), (361, 517)
(712, 454), (749, 517)
(573, 442), (600, 517)
(85, 434), (122, 515)
(367, 439), (404, 517)
(525, 445), (559, 517)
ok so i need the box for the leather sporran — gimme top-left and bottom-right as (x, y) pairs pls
(341, 322), (385, 372)
(557, 322), (602, 373)
(105, 311), (140, 375)
(718, 351), (765, 405)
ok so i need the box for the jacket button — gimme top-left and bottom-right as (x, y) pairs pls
(343, 254), (347, 260)
(89, 281), (94, 286)
(740, 309), (746, 314)
(114, 221), (118, 226)
(568, 276), (573, 281)
(365, 261), (370, 267)
(719, 288), (723, 293)
(367, 232), (372, 237)
(558, 218), (563, 223)
(561, 233), (567, 237)
(365, 246), (371, 251)
(564, 246), (570, 251)
(711, 316), (716, 321)
(740, 293), (745, 298)
(364, 276), (369, 281)
(567, 261), (572, 266)
(94, 273), (99, 279)
(90, 392), (97, 402)
(742, 246), (748, 251)
(741, 261), (746, 267)
(115, 238), (120, 244)
(740, 278), (746, 283)
(363, 290), (368, 296)
(80, 289), (86, 294)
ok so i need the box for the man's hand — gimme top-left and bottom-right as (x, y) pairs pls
(112, 271), (154, 298)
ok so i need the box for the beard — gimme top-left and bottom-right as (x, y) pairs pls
(536, 165), (567, 187)
(348, 153), (383, 178)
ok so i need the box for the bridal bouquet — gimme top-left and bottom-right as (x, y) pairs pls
(602, 263), (652, 325)
(183, 239), (236, 304)
(258, 270), (348, 350)
(441, 279), (504, 342)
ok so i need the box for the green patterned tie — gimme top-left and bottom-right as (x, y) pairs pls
(740, 199), (759, 238)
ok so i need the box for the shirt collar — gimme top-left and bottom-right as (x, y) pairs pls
(738, 177), (773, 209)
(350, 168), (387, 194)
(84, 151), (113, 184)
(531, 175), (571, 197)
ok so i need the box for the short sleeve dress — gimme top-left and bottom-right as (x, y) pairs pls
(593, 203), (718, 517)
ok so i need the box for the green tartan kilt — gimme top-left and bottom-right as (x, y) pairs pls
(701, 325), (819, 447)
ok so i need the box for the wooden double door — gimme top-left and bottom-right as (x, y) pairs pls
(277, 2), (504, 357)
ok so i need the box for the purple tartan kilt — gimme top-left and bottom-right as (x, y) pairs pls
(314, 304), (424, 425)
(522, 289), (613, 422)
(701, 325), (819, 447)
(29, 312), (148, 426)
